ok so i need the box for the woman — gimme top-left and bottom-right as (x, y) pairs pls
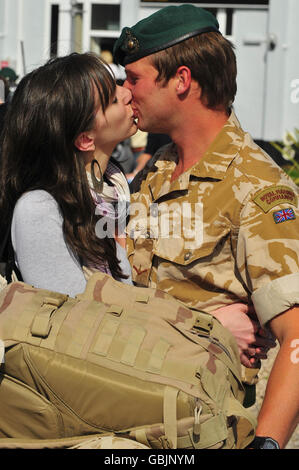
(0, 53), (137, 297)
(0, 53), (273, 368)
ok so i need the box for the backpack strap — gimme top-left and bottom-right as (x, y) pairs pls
(163, 386), (179, 449)
(30, 294), (69, 338)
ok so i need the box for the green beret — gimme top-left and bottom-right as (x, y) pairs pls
(113, 5), (219, 66)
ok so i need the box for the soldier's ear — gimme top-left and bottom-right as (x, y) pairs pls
(74, 132), (95, 152)
(175, 66), (192, 95)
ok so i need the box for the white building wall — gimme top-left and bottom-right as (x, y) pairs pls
(264, 0), (299, 140)
(232, 7), (269, 139)
(0, 0), (19, 71)
(120, 0), (139, 27)
(21, 0), (52, 71)
(57, 0), (74, 56)
(0, 0), (51, 75)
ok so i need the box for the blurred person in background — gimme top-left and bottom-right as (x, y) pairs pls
(128, 132), (172, 187)
(0, 66), (18, 101)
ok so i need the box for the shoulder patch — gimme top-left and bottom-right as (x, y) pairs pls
(253, 185), (298, 213)
(273, 208), (296, 224)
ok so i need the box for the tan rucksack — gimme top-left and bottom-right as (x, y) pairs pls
(0, 272), (256, 449)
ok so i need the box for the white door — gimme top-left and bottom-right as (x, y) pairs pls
(233, 8), (271, 139)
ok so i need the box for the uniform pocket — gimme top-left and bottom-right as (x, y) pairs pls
(154, 201), (231, 266)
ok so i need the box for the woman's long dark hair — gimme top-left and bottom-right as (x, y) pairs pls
(0, 52), (125, 279)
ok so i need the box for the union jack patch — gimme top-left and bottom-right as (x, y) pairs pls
(273, 208), (296, 224)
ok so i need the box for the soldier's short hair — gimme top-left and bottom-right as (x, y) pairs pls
(149, 32), (237, 112)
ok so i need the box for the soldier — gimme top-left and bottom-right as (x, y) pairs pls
(113, 5), (299, 448)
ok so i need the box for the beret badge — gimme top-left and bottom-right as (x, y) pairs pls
(123, 29), (139, 55)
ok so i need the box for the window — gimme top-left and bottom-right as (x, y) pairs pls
(91, 4), (120, 31)
(50, 4), (59, 57)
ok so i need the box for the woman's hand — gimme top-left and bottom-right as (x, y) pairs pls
(211, 303), (276, 368)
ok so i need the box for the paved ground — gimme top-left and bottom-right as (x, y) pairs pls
(248, 343), (299, 449)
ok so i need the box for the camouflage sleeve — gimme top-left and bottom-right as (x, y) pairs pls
(251, 273), (299, 326)
(236, 184), (299, 326)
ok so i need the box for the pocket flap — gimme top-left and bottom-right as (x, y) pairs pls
(154, 226), (230, 265)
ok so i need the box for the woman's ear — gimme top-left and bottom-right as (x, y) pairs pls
(175, 66), (192, 96)
(74, 132), (95, 152)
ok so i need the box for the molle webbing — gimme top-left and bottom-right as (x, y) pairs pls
(0, 273), (256, 449)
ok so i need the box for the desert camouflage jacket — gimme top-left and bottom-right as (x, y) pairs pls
(126, 112), (299, 326)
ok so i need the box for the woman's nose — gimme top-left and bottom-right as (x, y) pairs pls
(120, 85), (132, 105)
(123, 79), (132, 92)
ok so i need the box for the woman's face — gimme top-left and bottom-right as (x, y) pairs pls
(92, 85), (137, 152)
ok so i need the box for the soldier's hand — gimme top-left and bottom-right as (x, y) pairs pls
(211, 303), (276, 368)
(246, 326), (276, 366)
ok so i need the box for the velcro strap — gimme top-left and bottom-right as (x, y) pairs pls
(43, 295), (67, 307)
(163, 386), (179, 449)
(135, 293), (149, 303)
(92, 318), (119, 356)
(106, 305), (123, 316)
(147, 338), (171, 373)
(30, 295), (67, 338)
(121, 327), (146, 366)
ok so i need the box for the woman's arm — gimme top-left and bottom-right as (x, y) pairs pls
(11, 190), (87, 297)
(255, 305), (299, 448)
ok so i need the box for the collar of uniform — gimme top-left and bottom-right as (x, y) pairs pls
(148, 144), (179, 201)
(148, 112), (243, 201)
(189, 111), (243, 180)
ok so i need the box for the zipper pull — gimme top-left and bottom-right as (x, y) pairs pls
(193, 401), (202, 443)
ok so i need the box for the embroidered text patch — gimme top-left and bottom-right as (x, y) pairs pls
(253, 185), (298, 213)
